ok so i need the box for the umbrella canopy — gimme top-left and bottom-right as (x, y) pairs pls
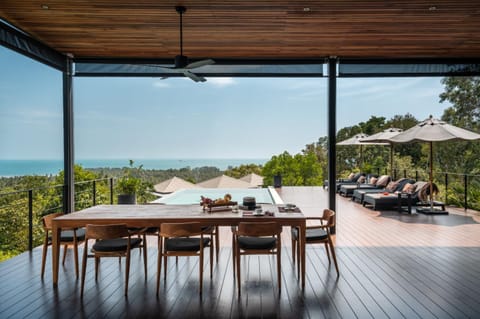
(197, 175), (252, 188)
(239, 173), (264, 187)
(360, 128), (403, 176)
(388, 116), (480, 213)
(337, 133), (388, 169)
(153, 176), (199, 194)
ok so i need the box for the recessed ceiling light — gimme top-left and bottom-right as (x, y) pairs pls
(41, 4), (49, 10)
(429, 6), (437, 11)
(303, 7), (311, 12)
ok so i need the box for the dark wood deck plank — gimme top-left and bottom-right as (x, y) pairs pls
(1, 187), (480, 318)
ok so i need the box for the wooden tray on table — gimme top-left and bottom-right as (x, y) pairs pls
(202, 201), (238, 213)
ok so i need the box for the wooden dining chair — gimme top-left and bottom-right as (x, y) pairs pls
(232, 222), (282, 296)
(41, 212), (85, 278)
(80, 224), (146, 297)
(291, 208), (339, 276)
(156, 222), (213, 296)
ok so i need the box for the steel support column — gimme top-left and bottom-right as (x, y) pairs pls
(63, 58), (74, 213)
(328, 58), (337, 233)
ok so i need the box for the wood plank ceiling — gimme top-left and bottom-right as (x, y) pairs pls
(1, 0), (480, 60)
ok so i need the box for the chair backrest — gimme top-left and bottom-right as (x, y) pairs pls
(42, 212), (64, 230)
(160, 222), (203, 237)
(236, 222), (281, 237)
(85, 224), (130, 240)
(321, 209), (336, 229)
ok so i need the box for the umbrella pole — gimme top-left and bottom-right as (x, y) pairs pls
(360, 145), (363, 171)
(430, 141), (434, 211)
(390, 144), (394, 177)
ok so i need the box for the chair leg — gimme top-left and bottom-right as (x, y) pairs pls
(73, 241), (80, 278)
(232, 233), (236, 278)
(291, 236), (296, 264)
(328, 239), (340, 276)
(215, 226), (220, 263)
(236, 245), (241, 296)
(125, 249), (130, 296)
(277, 243), (282, 294)
(142, 233), (148, 280)
(62, 244), (68, 265)
(80, 241), (88, 298)
(199, 248), (204, 295)
(324, 243), (331, 264)
(210, 238), (213, 278)
(95, 257), (100, 281)
(164, 254), (168, 281)
(41, 234), (49, 278)
(296, 240), (300, 278)
(156, 236), (162, 296)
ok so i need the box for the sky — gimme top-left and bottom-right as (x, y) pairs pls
(0, 46), (450, 160)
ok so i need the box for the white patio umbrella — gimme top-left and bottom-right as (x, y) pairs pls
(360, 128), (403, 176)
(337, 133), (388, 169)
(388, 115), (480, 213)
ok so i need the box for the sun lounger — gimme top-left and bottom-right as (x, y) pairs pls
(350, 176), (410, 202)
(362, 181), (446, 213)
(338, 174), (387, 197)
(323, 172), (366, 191)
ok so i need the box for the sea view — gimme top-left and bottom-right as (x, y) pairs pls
(0, 159), (268, 177)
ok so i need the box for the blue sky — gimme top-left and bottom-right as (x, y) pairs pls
(0, 46), (450, 160)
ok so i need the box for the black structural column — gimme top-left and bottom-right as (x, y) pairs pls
(328, 57), (337, 233)
(63, 58), (74, 213)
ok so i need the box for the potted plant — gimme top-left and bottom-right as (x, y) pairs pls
(116, 160), (142, 204)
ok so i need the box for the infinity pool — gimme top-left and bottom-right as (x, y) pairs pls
(153, 187), (283, 205)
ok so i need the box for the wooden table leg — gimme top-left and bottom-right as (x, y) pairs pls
(52, 220), (60, 287)
(300, 222), (306, 289)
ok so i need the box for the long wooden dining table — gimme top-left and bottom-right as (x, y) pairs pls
(51, 204), (307, 289)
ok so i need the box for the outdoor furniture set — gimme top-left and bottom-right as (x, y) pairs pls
(46, 203), (339, 297)
(335, 174), (447, 214)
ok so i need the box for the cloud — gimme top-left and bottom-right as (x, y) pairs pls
(207, 77), (236, 87)
(152, 80), (171, 88)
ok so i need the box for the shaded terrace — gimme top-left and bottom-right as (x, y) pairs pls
(1, 187), (480, 318)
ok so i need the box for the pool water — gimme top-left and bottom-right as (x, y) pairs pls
(153, 187), (282, 205)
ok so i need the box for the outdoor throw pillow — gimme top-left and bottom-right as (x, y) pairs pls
(370, 177), (378, 185)
(348, 173), (355, 180)
(357, 176), (366, 184)
(402, 183), (416, 193)
(376, 175), (390, 187)
(385, 181), (398, 192)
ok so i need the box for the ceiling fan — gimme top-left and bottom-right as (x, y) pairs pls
(153, 6), (214, 82)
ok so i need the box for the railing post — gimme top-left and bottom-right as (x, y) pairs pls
(93, 180), (96, 206)
(110, 178), (114, 204)
(403, 169), (406, 178)
(415, 170), (418, 182)
(28, 190), (33, 251)
(444, 173), (448, 205)
(464, 174), (468, 212)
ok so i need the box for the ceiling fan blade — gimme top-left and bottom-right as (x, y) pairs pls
(185, 59), (215, 69)
(183, 70), (206, 82)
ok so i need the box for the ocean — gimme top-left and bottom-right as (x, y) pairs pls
(0, 159), (268, 177)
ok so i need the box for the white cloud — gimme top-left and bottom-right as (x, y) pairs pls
(152, 80), (171, 88)
(207, 77), (236, 87)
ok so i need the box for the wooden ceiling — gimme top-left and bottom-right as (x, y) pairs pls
(1, 0), (480, 60)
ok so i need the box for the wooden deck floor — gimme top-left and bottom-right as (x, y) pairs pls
(1, 187), (480, 318)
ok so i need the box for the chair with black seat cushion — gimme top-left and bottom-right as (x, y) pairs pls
(291, 209), (339, 276)
(232, 222), (282, 296)
(157, 222), (212, 295)
(80, 224), (145, 297)
(41, 212), (85, 278)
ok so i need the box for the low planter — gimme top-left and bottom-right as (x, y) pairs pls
(117, 194), (136, 204)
